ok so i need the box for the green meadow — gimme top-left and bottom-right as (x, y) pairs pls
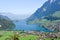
(0, 31), (38, 40)
(0, 31), (60, 40)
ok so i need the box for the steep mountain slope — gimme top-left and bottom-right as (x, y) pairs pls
(27, 0), (60, 32)
(27, 0), (60, 21)
(0, 15), (15, 30)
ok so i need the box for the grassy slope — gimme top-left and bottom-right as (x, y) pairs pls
(52, 11), (60, 18)
(0, 31), (60, 40)
(0, 31), (38, 40)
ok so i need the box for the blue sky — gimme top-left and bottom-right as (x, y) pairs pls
(0, 0), (47, 18)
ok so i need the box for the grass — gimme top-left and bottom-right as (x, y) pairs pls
(19, 35), (38, 40)
(0, 31), (60, 40)
(0, 31), (38, 40)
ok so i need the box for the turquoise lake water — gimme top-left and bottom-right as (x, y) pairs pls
(14, 20), (52, 32)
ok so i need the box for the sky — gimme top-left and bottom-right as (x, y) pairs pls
(0, 0), (47, 19)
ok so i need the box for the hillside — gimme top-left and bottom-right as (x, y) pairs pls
(0, 15), (15, 30)
(27, 0), (60, 32)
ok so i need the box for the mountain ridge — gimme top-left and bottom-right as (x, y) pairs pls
(27, 0), (60, 21)
(27, 0), (60, 32)
(0, 15), (15, 30)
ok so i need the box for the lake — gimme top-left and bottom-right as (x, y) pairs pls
(14, 20), (52, 32)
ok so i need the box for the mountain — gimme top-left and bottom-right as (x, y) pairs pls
(0, 12), (16, 20)
(0, 15), (10, 20)
(0, 15), (15, 30)
(27, 0), (60, 21)
(27, 0), (60, 32)
(0, 12), (24, 20)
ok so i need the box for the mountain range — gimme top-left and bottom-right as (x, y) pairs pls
(0, 12), (25, 20)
